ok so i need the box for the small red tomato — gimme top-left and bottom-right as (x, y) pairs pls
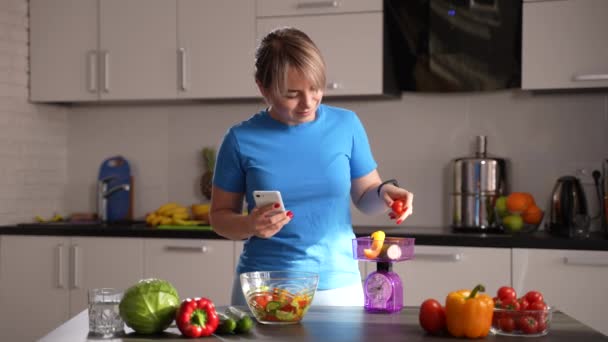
(497, 286), (517, 301)
(498, 316), (516, 332)
(524, 291), (544, 304)
(501, 297), (520, 311)
(518, 297), (530, 311)
(493, 296), (503, 309)
(391, 199), (405, 215)
(536, 318), (548, 333)
(419, 299), (446, 335)
(519, 316), (539, 334)
(528, 301), (547, 311)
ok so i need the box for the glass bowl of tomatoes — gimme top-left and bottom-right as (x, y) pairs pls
(240, 270), (318, 325)
(491, 305), (553, 337)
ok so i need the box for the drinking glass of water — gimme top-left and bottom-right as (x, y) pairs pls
(88, 288), (124, 337)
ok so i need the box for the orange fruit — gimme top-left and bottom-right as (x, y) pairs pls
(506, 192), (535, 214)
(522, 204), (543, 225)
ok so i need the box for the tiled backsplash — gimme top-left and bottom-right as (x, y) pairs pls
(0, 0), (67, 225)
(66, 91), (608, 229)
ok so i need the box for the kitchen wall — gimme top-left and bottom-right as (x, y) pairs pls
(66, 90), (608, 229)
(1, 0), (606, 229)
(0, 0), (68, 225)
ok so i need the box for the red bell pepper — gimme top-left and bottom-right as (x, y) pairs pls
(176, 297), (219, 338)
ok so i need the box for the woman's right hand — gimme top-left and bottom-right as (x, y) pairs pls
(247, 203), (293, 239)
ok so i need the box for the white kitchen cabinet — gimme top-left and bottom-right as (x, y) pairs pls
(30, 0), (177, 102)
(256, 0), (389, 96)
(177, 0), (257, 99)
(143, 238), (236, 306)
(0, 235), (143, 341)
(512, 248), (608, 336)
(30, 0), (98, 102)
(522, 0), (608, 90)
(382, 246), (511, 306)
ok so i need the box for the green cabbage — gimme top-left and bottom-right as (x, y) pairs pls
(119, 278), (180, 334)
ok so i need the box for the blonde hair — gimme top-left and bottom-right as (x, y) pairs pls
(255, 27), (326, 98)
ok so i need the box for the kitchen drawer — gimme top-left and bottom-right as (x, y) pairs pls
(388, 246), (511, 306)
(144, 239), (235, 305)
(256, 0), (381, 17)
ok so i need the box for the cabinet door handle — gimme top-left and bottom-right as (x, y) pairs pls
(179, 48), (188, 91)
(87, 50), (98, 93)
(572, 73), (608, 82)
(297, 1), (341, 9)
(71, 245), (81, 289)
(101, 50), (110, 92)
(165, 245), (209, 253)
(415, 252), (463, 262)
(56, 244), (65, 289)
(326, 82), (341, 90)
(564, 256), (608, 267)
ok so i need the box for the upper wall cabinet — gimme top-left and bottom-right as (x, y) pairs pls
(256, 0), (395, 97)
(30, 0), (256, 102)
(177, 1), (257, 99)
(30, 0), (177, 102)
(522, 0), (608, 90)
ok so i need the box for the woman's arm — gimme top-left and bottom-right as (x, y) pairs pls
(209, 186), (251, 240)
(351, 170), (414, 222)
(210, 185), (292, 240)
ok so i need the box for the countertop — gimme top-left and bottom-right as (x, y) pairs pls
(1, 222), (607, 250)
(40, 306), (607, 342)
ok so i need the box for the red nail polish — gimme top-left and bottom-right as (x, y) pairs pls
(396, 219), (402, 224)
(274, 203), (280, 209)
(286, 211), (294, 219)
(388, 212), (396, 219)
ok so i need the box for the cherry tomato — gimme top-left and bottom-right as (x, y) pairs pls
(518, 297), (530, 311)
(528, 301), (547, 311)
(419, 299), (446, 335)
(501, 297), (520, 311)
(536, 318), (548, 333)
(493, 296), (503, 309)
(391, 199), (406, 215)
(497, 286), (517, 301)
(519, 316), (539, 334)
(524, 291), (544, 304)
(498, 316), (515, 332)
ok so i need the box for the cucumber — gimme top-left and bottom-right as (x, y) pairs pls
(225, 306), (254, 334)
(216, 312), (237, 334)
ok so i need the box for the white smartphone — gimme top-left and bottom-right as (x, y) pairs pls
(253, 190), (285, 214)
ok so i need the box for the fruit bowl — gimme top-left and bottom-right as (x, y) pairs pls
(491, 306), (553, 337)
(240, 271), (318, 325)
(495, 208), (544, 234)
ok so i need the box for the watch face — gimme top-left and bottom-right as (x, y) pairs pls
(365, 272), (392, 306)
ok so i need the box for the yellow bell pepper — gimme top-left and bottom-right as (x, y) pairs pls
(445, 284), (494, 338)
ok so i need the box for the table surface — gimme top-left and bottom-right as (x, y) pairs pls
(40, 306), (607, 342)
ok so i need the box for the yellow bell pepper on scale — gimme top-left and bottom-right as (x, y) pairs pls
(445, 284), (494, 338)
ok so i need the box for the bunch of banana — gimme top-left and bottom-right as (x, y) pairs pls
(35, 213), (64, 223)
(146, 203), (203, 227)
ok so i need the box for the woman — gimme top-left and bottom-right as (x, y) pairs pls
(210, 27), (413, 306)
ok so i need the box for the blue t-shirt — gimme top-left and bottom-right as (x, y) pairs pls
(213, 104), (377, 290)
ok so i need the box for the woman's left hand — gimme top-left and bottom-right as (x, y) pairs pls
(381, 185), (413, 224)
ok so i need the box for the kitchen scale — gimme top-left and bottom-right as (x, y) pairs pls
(352, 236), (415, 313)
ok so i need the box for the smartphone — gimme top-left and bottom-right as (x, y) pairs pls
(253, 190), (285, 214)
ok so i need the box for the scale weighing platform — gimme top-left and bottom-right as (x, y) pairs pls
(352, 236), (415, 313)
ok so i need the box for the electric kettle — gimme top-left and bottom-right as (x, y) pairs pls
(548, 176), (590, 238)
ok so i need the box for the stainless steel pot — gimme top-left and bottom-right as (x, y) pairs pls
(451, 136), (508, 231)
